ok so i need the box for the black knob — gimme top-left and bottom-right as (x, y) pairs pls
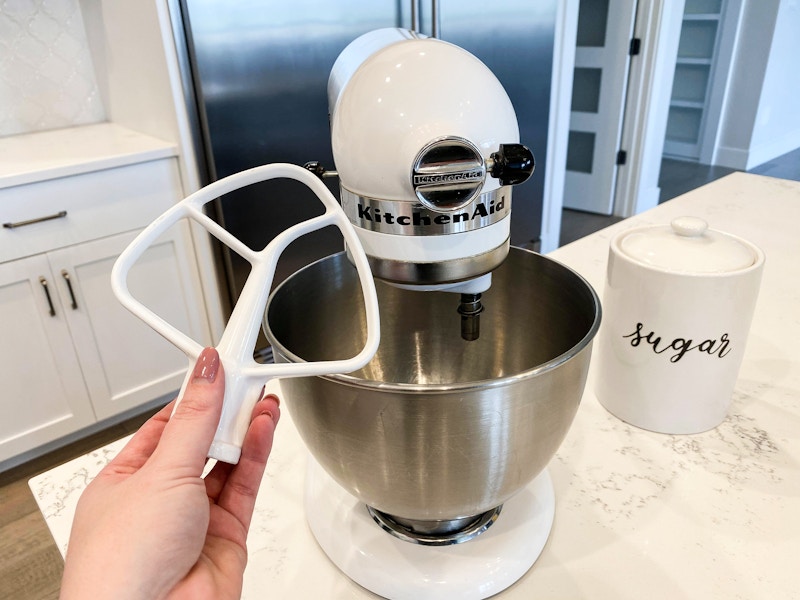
(303, 161), (327, 179)
(489, 144), (535, 186)
(303, 161), (338, 180)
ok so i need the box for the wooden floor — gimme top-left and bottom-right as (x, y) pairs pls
(3, 149), (798, 599)
(0, 409), (158, 600)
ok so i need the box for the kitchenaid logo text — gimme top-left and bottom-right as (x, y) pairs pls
(622, 322), (732, 363)
(413, 169), (484, 185)
(357, 197), (505, 227)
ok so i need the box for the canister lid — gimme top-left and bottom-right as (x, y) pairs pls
(618, 216), (756, 273)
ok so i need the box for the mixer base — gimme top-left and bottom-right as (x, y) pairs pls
(304, 455), (555, 600)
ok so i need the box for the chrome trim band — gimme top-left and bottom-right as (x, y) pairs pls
(361, 239), (510, 285)
(341, 187), (510, 236)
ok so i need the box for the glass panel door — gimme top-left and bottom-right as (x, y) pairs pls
(563, 0), (638, 215)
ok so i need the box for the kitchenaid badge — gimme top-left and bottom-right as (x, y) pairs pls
(411, 136), (487, 211)
(340, 187), (509, 235)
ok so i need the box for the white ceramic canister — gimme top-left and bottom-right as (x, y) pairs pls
(595, 216), (765, 434)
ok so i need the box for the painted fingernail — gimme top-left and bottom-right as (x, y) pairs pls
(193, 347), (220, 383)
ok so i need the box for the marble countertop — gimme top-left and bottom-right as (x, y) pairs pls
(0, 123), (177, 189)
(30, 172), (800, 598)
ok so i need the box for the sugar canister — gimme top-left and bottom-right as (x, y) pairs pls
(595, 216), (764, 434)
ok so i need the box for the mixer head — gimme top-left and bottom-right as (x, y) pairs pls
(323, 28), (534, 339)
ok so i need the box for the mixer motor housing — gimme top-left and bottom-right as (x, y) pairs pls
(327, 28), (534, 291)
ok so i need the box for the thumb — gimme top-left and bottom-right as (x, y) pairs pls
(151, 347), (225, 474)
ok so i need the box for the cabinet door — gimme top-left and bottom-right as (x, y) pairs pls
(0, 256), (95, 462)
(49, 223), (212, 420)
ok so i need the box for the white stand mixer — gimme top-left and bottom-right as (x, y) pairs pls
(272, 28), (574, 600)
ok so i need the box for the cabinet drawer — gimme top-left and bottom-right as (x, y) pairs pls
(0, 158), (182, 263)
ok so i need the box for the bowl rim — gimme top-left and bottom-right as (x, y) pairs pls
(264, 247), (602, 393)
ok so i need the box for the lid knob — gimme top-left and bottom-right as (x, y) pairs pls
(671, 216), (708, 237)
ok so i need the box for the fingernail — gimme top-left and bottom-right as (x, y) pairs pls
(259, 410), (275, 422)
(264, 393), (280, 406)
(193, 347), (220, 383)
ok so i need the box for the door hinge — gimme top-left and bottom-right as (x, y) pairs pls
(629, 37), (641, 56)
(616, 150), (627, 165)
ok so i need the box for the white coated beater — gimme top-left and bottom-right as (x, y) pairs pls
(111, 163), (380, 464)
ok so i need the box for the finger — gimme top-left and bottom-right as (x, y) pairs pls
(104, 401), (175, 475)
(204, 393), (280, 502)
(216, 394), (280, 530)
(151, 347), (225, 474)
(203, 460), (234, 502)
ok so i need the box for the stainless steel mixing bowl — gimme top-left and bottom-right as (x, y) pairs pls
(264, 247), (600, 529)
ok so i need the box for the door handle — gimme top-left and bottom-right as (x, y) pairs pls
(39, 276), (56, 317)
(431, 0), (440, 38)
(410, 0), (440, 38)
(61, 269), (78, 310)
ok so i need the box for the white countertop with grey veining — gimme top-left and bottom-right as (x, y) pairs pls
(30, 173), (800, 598)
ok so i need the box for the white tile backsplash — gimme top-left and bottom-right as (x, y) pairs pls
(0, 0), (105, 137)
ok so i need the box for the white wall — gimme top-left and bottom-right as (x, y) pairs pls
(748, 0), (800, 165)
(81, 0), (185, 165)
(715, 0), (800, 170)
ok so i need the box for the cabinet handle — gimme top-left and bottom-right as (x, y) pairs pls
(3, 210), (68, 229)
(61, 269), (78, 310)
(39, 276), (56, 317)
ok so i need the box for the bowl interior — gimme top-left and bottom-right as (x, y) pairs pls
(266, 248), (599, 387)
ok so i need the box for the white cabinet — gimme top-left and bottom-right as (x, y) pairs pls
(48, 224), (208, 422)
(0, 0), (226, 467)
(0, 141), (214, 465)
(0, 256), (96, 460)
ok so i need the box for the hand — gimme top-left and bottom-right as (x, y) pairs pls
(60, 347), (280, 600)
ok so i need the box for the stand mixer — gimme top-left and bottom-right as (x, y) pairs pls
(265, 29), (601, 599)
(112, 27), (600, 600)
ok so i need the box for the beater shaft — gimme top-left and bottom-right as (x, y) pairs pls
(458, 293), (484, 341)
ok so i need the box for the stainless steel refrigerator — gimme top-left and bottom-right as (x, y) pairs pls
(167, 0), (556, 332)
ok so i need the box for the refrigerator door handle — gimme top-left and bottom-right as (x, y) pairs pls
(411, 0), (440, 38)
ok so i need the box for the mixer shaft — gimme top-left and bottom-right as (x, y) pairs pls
(457, 292), (484, 341)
